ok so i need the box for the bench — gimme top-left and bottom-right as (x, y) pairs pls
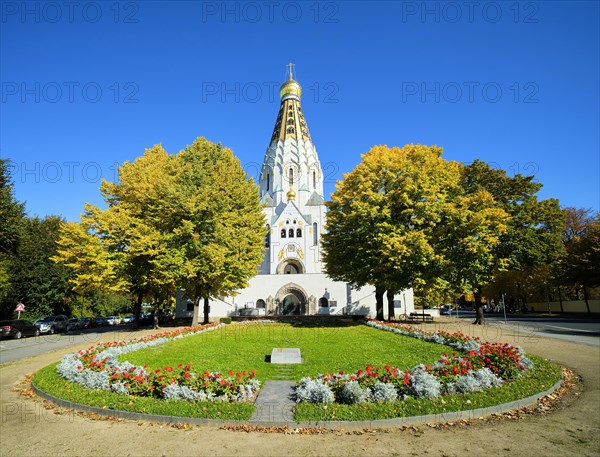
(407, 312), (434, 323)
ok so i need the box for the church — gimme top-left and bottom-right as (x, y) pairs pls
(175, 68), (414, 319)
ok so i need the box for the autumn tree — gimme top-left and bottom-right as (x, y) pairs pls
(53, 219), (127, 314)
(54, 138), (265, 326)
(322, 144), (508, 321)
(463, 160), (565, 313)
(173, 138), (265, 325)
(559, 208), (600, 313)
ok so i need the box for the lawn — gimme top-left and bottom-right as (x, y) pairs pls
(33, 321), (562, 422)
(120, 321), (447, 381)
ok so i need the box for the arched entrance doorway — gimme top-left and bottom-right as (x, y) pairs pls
(277, 259), (304, 275)
(275, 283), (308, 316)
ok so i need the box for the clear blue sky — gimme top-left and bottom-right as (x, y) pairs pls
(2, 1), (599, 222)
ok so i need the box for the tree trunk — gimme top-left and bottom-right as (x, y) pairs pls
(191, 295), (201, 327)
(153, 302), (160, 329)
(375, 286), (385, 321)
(557, 285), (564, 313)
(386, 290), (395, 321)
(203, 296), (210, 324)
(133, 292), (143, 328)
(473, 287), (484, 325)
(583, 283), (591, 314)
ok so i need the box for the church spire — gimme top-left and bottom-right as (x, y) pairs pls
(260, 65), (323, 209)
(269, 64), (310, 143)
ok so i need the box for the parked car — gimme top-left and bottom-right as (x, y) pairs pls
(0, 319), (40, 339)
(81, 317), (95, 329)
(34, 315), (69, 334)
(440, 305), (452, 315)
(122, 315), (134, 324)
(94, 316), (108, 327)
(67, 318), (85, 331)
(106, 316), (121, 326)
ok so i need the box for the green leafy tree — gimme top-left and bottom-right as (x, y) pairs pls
(53, 220), (127, 313)
(55, 138), (265, 326)
(0, 159), (25, 308)
(462, 160), (565, 313)
(174, 138), (265, 325)
(5, 216), (73, 319)
(0, 159), (25, 256)
(323, 145), (508, 321)
(560, 208), (600, 313)
(65, 144), (181, 324)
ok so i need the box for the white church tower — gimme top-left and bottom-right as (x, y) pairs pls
(176, 66), (414, 319)
(258, 65), (326, 277)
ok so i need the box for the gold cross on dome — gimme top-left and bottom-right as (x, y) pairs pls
(286, 62), (295, 80)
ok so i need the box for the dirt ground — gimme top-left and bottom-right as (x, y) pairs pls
(1, 320), (599, 457)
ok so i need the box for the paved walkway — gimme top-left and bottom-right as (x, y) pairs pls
(250, 380), (296, 425)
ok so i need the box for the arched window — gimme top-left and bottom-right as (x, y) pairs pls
(289, 168), (294, 186)
(281, 229), (286, 238)
(265, 225), (270, 248)
(319, 297), (329, 307)
(296, 228), (302, 237)
(313, 223), (318, 246)
(256, 299), (266, 309)
(289, 228), (294, 238)
(313, 171), (316, 189)
(266, 173), (270, 191)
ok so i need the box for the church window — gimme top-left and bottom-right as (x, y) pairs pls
(289, 228), (294, 238)
(256, 299), (266, 309)
(281, 229), (286, 238)
(265, 225), (270, 248)
(296, 228), (302, 237)
(284, 263), (299, 274)
(319, 297), (329, 307)
(287, 119), (294, 125)
(266, 173), (270, 191)
(293, 219), (297, 224)
(286, 220), (290, 225)
(286, 127), (295, 134)
(313, 223), (318, 246)
(313, 171), (316, 189)
(289, 168), (294, 186)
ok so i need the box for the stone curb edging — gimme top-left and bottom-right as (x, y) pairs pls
(31, 377), (562, 430)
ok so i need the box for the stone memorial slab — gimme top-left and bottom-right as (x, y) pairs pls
(270, 348), (303, 364)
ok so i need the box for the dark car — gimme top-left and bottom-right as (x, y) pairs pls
(0, 320), (41, 339)
(94, 316), (108, 327)
(34, 315), (69, 334)
(67, 318), (85, 331)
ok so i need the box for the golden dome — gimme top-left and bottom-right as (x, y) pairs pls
(279, 77), (302, 100)
(286, 187), (296, 201)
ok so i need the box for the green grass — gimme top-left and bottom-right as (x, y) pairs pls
(32, 322), (562, 422)
(121, 322), (447, 380)
(33, 363), (255, 420)
(294, 355), (562, 421)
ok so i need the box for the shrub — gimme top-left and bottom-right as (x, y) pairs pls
(295, 377), (335, 404)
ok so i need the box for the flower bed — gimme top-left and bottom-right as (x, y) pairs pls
(56, 323), (260, 403)
(296, 320), (534, 404)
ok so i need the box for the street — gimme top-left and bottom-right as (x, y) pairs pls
(0, 326), (144, 365)
(454, 311), (600, 346)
